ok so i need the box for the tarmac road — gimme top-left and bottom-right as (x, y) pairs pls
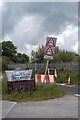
(2, 96), (78, 119)
(57, 84), (80, 95)
(1, 84), (80, 119)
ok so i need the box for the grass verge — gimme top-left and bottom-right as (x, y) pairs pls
(2, 81), (65, 102)
(2, 72), (66, 102)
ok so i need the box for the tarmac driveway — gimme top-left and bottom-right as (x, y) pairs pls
(2, 94), (78, 119)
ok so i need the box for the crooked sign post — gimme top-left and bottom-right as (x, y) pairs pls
(43, 37), (57, 83)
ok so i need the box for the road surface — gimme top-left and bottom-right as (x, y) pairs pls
(1, 84), (80, 119)
(57, 84), (80, 95)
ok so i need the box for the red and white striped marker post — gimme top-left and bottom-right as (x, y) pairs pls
(54, 69), (57, 83)
(67, 76), (71, 85)
(35, 74), (55, 83)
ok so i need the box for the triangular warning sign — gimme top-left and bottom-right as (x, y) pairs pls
(46, 38), (55, 47)
(44, 47), (54, 56)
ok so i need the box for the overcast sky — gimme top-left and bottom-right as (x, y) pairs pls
(1, 2), (79, 56)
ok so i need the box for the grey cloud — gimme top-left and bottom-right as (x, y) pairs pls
(0, 7), (2, 39)
(2, 2), (78, 55)
(8, 14), (46, 45)
(62, 30), (78, 52)
(2, 2), (78, 37)
(2, 3), (28, 36)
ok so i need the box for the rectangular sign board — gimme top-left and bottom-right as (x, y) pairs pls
(44, 37), (57, 59)
(5, 70), (32, 81)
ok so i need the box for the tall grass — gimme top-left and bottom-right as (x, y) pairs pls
(34, 68), (80, 85)
(2, 71), (67, 102)
(2, 80), (65, 102)
(57, 69), (80, 85)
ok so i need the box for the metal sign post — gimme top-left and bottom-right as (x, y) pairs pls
(48, 68), (50, 75)
(43, 60), (49, 83)
(43, 36), (57, 83)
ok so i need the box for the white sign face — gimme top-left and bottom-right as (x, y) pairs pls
(44, 37), (57, 59)
(5, 70), (32, 81)
(46, 37), (57, 47)
(44, 55), (53, 60)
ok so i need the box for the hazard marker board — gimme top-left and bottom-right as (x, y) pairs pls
(44, 47), (54, 56)
(46, 37), (57, 47)
(44, 37), (57, 60)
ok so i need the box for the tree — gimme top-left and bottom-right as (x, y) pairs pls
(0, 42), (2, 56)
(17, 53), (29, 63)
(2, 41), (30, 63)
(31, 45), (46, 63)
(31, 45), (80, 63)
(2, 41), (17, 60)
(21, 53), (29, 63)
(2, 56), (13, 71)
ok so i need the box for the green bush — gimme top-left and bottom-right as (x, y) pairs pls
(57, 69), (79, 85)
(2, 56), (13, 71)
(34, 68), (80, 85)
(2, 83), (65, 102)
(2, 73), (65, 102)
(35, 68), (45, 74)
